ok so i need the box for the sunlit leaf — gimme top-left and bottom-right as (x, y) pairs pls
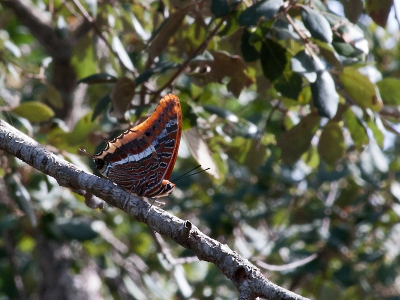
(340, 67), (382, 111)
(291, 50), (319, 83)
(376, 78), (400, 105)
(310, 71), (339, 119)
(12, 101), (55, 122)
(112, 36), (134, 72)
(301, 6), (333, 44)
(343, 107), (369, 148)
(238, 0), (283, 26)
(183, 127), (220, 179)
(335, 23), (368, 55)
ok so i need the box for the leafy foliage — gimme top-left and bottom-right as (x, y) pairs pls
(0, 0), (400, 299)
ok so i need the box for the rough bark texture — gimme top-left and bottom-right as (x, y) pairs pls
(0, 119), (309, 300)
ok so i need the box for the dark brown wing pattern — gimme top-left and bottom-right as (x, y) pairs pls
(92, 94), (182, 198)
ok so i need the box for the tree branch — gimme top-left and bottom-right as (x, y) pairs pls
(0, 119), (309, 300)
(0, 0), (71, 62)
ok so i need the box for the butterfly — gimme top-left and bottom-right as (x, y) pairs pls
(91, 94), (182, 198)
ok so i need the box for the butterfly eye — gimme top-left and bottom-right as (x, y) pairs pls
(166, 183), (175, 192)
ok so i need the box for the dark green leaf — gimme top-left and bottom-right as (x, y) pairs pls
(77, 73), (118, 85)
(260, 39), (287, 82)
(211, 0), (230, 18)
(278, 114), (321, 165)
(54, 219), (98, 241)
(241, 29), (259, 62)
(310, 71), (339, 119)
(238, 0), (283, 26)
(135, 62), (178, 85)
(274, 71), (302, 100)
(91, 93), (111, 121)
(317, 121), (345, 166)
(301, 6), (333, 44)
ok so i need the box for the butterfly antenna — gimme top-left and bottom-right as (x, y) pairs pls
(79, 148), (95, 158)
(171, 165), (202, 182)
(172, 165), (210, 183)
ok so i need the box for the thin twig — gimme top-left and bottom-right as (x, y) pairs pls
(151, 4), (240, 102)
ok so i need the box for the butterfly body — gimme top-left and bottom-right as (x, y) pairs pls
(92, 94), (182, 198)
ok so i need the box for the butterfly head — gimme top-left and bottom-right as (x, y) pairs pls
(158, 179), (176, 197)
(93, 157), (109, 176)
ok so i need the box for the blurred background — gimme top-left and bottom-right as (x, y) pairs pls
(0, 0), (400, 299)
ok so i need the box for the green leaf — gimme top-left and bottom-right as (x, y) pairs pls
(12, 101), (55, 122)
(274, 71), (302, 100)
(241, 29), (259, 62)
(340, 67), (382, 111)
(41, 84), (63, 109)
(318, 121), (345, 166)
(238, 0), (283, 26)
(54, 218), (98, 241)
(335, 23), (368, 55)
(315, 40), (343, 73)
(91, 93), (111, 121)
(291, 50), (320, 83)
(135, 62), (178, 86)
(112, 36), (134, 71)
(211, 0), (230, 18)
(277, 113), (321, 165)
(77, 73), (118, 85)
(260, 39), (287, 82)
(301, 6), (333, 44)
(203, 105), (260, 138)
(376, 78), (400, 105)
(310, 71), (339, 119)
(343, 107), (369, 148)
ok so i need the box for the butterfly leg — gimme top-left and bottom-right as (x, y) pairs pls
(146, 197), (166, 217)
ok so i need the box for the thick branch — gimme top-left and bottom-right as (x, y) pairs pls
(1, 0), (71, 62)
(0, 120), (309, 300)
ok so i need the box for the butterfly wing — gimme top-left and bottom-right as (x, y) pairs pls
(93, 94), (182, 197)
